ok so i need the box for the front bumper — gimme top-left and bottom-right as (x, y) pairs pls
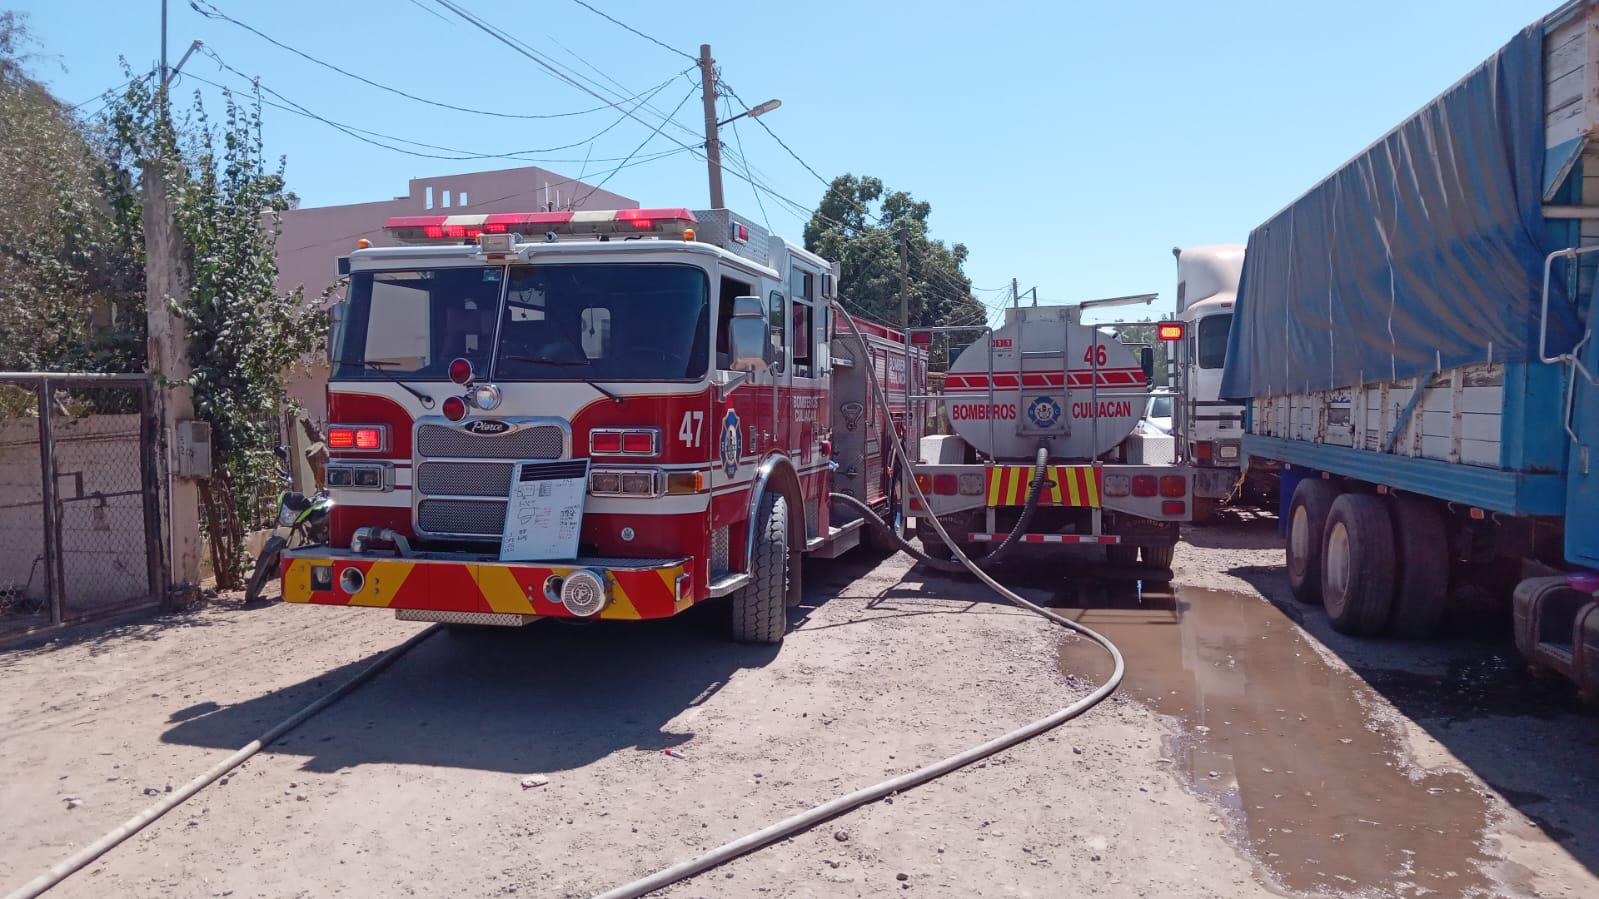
(281, 548), (693, 621)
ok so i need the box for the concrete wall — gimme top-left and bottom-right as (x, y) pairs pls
(0, 414), (148, 611)
(275, 166), (638, 426)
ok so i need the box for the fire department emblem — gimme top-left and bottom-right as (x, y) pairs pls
(720, 409), (742, 477)
(1026, 395), (1062, 428)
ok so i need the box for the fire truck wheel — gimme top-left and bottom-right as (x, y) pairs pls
(1321, 493), (1396, 636)
(1140, 543), (1176, 569)
(1385, 494), (1448, 638)
(731, 493), (789, 644)
(1105, 545), (1139, 567)
(1287, 479), (1340, 604)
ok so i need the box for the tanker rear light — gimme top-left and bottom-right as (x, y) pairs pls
(1162, 500), (1187, 516)
(1157, 322), (1185, 341)
(917, 473), (983, 496)
(1102, 474), (1131, 497)
(1160, 475), (1187, 497)
(1131, 475), (1158, 497)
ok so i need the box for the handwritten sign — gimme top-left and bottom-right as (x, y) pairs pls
(500, 460), (590, 562)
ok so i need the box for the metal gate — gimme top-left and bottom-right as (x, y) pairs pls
(0, 373), (164, 640)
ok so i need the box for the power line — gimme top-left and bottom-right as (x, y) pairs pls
(575, 82), (700, 206)
(189, 0), (653, 121)
(194, 48), (688, 162)
(564, 0), (696, 63)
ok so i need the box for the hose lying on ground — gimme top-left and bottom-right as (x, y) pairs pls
(2, 625), (442, 899)
(592, 312), (1128, 899)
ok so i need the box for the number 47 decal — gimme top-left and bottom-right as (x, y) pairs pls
(679, 410), (705, 447)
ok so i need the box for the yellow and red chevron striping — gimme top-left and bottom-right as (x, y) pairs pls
(984, 464), (1101, 508)
(282, 556), (691, 620)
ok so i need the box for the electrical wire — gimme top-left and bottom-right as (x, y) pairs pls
(194, 48), (689, 162)
(188, 0), (650, 121)
(573, 82), (700, 206)
(564, 0), (697, 63)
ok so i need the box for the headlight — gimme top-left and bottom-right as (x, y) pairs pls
(471, 383), (503, 410)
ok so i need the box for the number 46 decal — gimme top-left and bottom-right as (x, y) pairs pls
(679, 410), (705, 447)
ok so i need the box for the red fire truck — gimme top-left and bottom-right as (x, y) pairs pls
(280, 208), (920, 643)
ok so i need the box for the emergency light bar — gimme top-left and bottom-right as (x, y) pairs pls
(383, 208), (699, 244)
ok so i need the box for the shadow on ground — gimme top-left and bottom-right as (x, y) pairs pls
(160, 554), (893, 775)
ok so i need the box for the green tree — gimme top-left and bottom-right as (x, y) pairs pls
(802, 174), (984, 332)
(105, 72), (324, 587)
(0, 12), (146, 374)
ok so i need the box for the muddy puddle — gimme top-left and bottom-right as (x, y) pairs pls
(1057, 583), (1497, 897)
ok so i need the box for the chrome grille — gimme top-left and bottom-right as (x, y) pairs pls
(417, 461), (513, 497)
(418, 499), (507, 537)
(416, 423), (565, 460)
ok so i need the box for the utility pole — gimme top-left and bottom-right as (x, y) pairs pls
(1012, 277), (1020, 310)
(145, 0), (203, 604)
(898, 225), (911, 330)
(699, 44), (724, 209)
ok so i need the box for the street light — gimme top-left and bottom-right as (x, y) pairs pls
(717, 98), (782, 128)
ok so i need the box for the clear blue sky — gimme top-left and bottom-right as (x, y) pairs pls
(12, 0), (1559, 323)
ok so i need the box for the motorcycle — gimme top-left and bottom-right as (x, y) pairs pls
(244, 448), (333, 604)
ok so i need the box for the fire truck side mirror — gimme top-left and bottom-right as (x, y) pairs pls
(728, 296), (769, 375)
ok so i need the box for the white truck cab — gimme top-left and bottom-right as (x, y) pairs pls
(1172, 245), (1258, 516)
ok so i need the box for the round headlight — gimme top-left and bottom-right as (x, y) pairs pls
(471, 383), (503, 411)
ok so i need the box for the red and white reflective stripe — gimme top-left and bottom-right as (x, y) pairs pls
(966, 533), (1120, 544)
(944, 369), (1146, 390)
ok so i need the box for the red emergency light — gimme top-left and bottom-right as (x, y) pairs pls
(327, 425), (386, 452)
(1156, 321), (1185, 341)
(382, 209), (698, 244)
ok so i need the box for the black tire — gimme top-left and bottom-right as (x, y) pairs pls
(1287, 479), (1340, 604)
(244, 534), (288, 603)
(1140, 543), (1176, 569)
(1106, 545), (1139, 566)
(915, 519), (955, 561)
(1321, 494), (1396, 635)
(732, 494), (789, 644)
(1386, 495), (1449, 638)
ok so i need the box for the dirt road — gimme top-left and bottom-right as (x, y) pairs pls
(2, 518), (1596, 897)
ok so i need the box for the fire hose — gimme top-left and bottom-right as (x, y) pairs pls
(592, 312), (1128, 899)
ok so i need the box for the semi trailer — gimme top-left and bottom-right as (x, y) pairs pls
(1225, 1), (1599, 689)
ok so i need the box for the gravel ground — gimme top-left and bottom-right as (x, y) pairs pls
(0, 518), (1595, 898)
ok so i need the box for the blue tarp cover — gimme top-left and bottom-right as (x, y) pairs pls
(1222, 24), (1585, 399)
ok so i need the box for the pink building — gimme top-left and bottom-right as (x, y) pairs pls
(275, 166), (638, 424)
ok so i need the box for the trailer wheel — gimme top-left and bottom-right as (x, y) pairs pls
(1386, 495), (1449, 638)
(1140, 543), (1176, 569)
(1287, 479), (1340, 604)
(1321, 494), (1396, 635)
(731, 493), (789, 644)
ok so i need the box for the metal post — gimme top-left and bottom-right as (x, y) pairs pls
(160, 0), (168, 86)
(1012, 277), (1019, 310)
(699, 44), (724, 210)
(36, 379), (62, 626)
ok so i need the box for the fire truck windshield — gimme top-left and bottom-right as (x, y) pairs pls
(493, 264), (709, 381)
(333, 264), (710, 383)
(333, 267), (502, 381)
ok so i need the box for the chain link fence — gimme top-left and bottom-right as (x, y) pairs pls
(0, 374), (163, 641)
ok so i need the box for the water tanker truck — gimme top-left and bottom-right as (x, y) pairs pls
(910, 302), (1192, 567)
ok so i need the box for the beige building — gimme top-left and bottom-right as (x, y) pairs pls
(275, 166), (638, 424)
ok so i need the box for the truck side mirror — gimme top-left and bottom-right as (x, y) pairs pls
(1140, 346), (1156, 383)
(327, 300), (348, 365)
(728, 296), (769, 374)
